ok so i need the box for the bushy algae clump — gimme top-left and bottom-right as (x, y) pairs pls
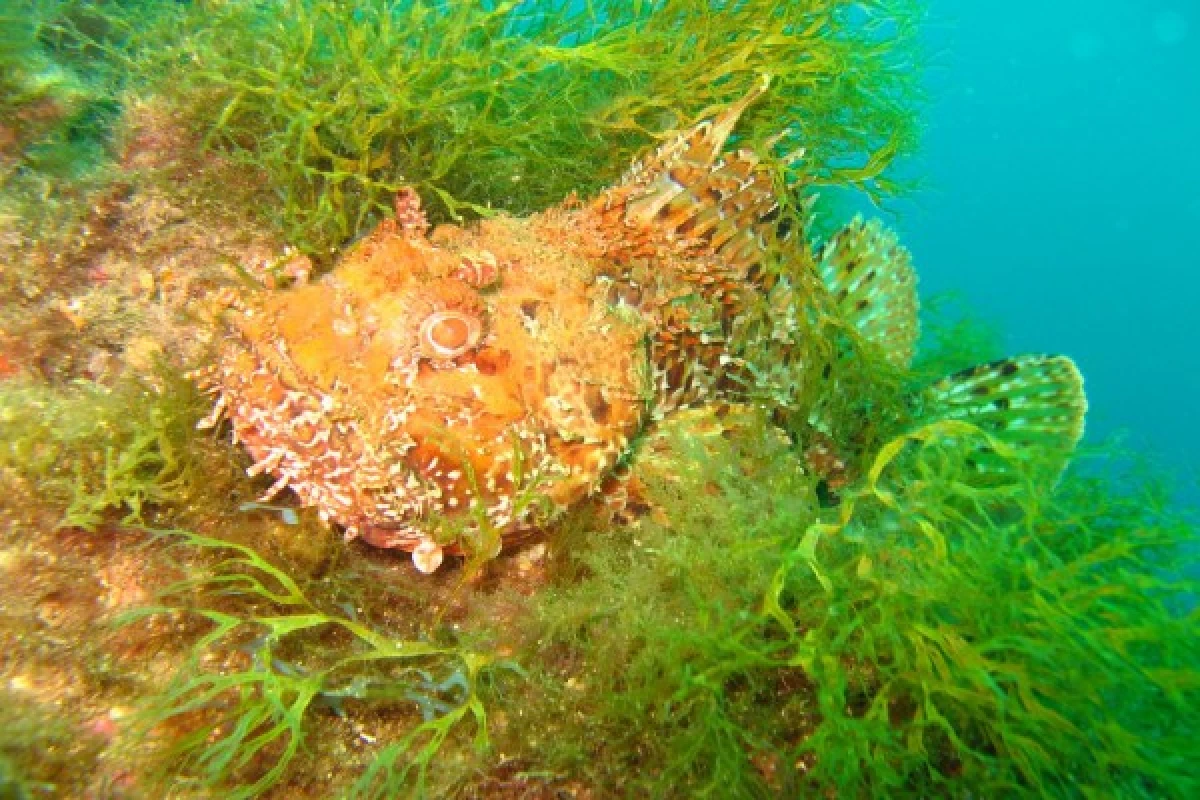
(119, 529), (512, 800)
(505, 344), (1199, 797)
(0, 371), (216, 531)
(769, 430), (1197, 796)
(108, 0), (921, 255)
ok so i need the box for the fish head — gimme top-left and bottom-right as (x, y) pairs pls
(206, 211), (652, 570)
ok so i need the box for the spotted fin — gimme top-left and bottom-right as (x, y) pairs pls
(650, 304), (730, 416)
(920, 355), (1087, 479)
(817, 216), (918, 369)
(653, 147), (779, 273)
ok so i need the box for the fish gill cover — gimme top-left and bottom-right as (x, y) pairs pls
(0, 1), (1196, 799)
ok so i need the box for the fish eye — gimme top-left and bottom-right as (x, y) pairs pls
(380, 277), (487, 369)
(417, 309), (483, 361)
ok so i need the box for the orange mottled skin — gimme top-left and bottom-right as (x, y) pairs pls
(200, 204), (666, 564)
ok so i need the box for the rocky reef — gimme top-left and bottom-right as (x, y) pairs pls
(0, 2), (1195, 798)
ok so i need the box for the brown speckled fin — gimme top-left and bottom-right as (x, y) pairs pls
(817, 216), (919, 369)
(656, 148), (778, 273)
(590, 75), (784, 297)
(614, 74), (772, 217)
(921, 355), (1088, 479)
(650, 305), (731, 415)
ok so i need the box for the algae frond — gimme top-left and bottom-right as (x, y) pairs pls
(0, 369), (225, 531)
(0, 0), (124, 178)
(503, 408), (1198, 797)
(106, 0), (921, 255)
(119, 529), (507, 798)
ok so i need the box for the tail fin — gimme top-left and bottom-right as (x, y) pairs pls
(918, 355), (1087, 480)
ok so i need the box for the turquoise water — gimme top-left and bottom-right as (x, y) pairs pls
(894, 1), (1199, 487)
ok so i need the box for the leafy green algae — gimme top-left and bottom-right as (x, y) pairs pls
(0, 1), (119, 178)
(774, 432), (1196, 796)
(118, 529), (506, 800)
(510, 413), (1198, 797)
(106, 0), (921, 255)
(0, 372), (214, 531)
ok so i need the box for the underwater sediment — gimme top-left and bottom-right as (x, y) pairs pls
(1, 1), (1196, 798)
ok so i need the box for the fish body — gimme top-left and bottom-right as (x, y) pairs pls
(196, 77), (1086, 572)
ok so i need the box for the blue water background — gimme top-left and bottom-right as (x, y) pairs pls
(890, 1), (1198, 496)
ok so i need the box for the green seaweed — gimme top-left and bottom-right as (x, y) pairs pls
(766, 423), (1199, 796)
(512, 413), (817, 796)
(0, 689), (100, 799)
(97, 0), (921, 255)
(0, 369), (216, 530)
(346, 648), (505, 799)
(0, 754), (37, 800)
(0, 1), (121, 178)
(509, 403), (1198, 796)
(119, 528), (507, 798)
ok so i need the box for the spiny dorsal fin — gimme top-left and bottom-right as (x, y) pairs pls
(589, 75), (786, 298)
(817, 216), (919, 369)
(653, 147), (780, 270)
(613, 73), (772, 223)
(920, 354), (1087, 479)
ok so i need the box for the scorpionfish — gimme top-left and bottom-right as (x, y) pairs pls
(194, 76), (1087, 573)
